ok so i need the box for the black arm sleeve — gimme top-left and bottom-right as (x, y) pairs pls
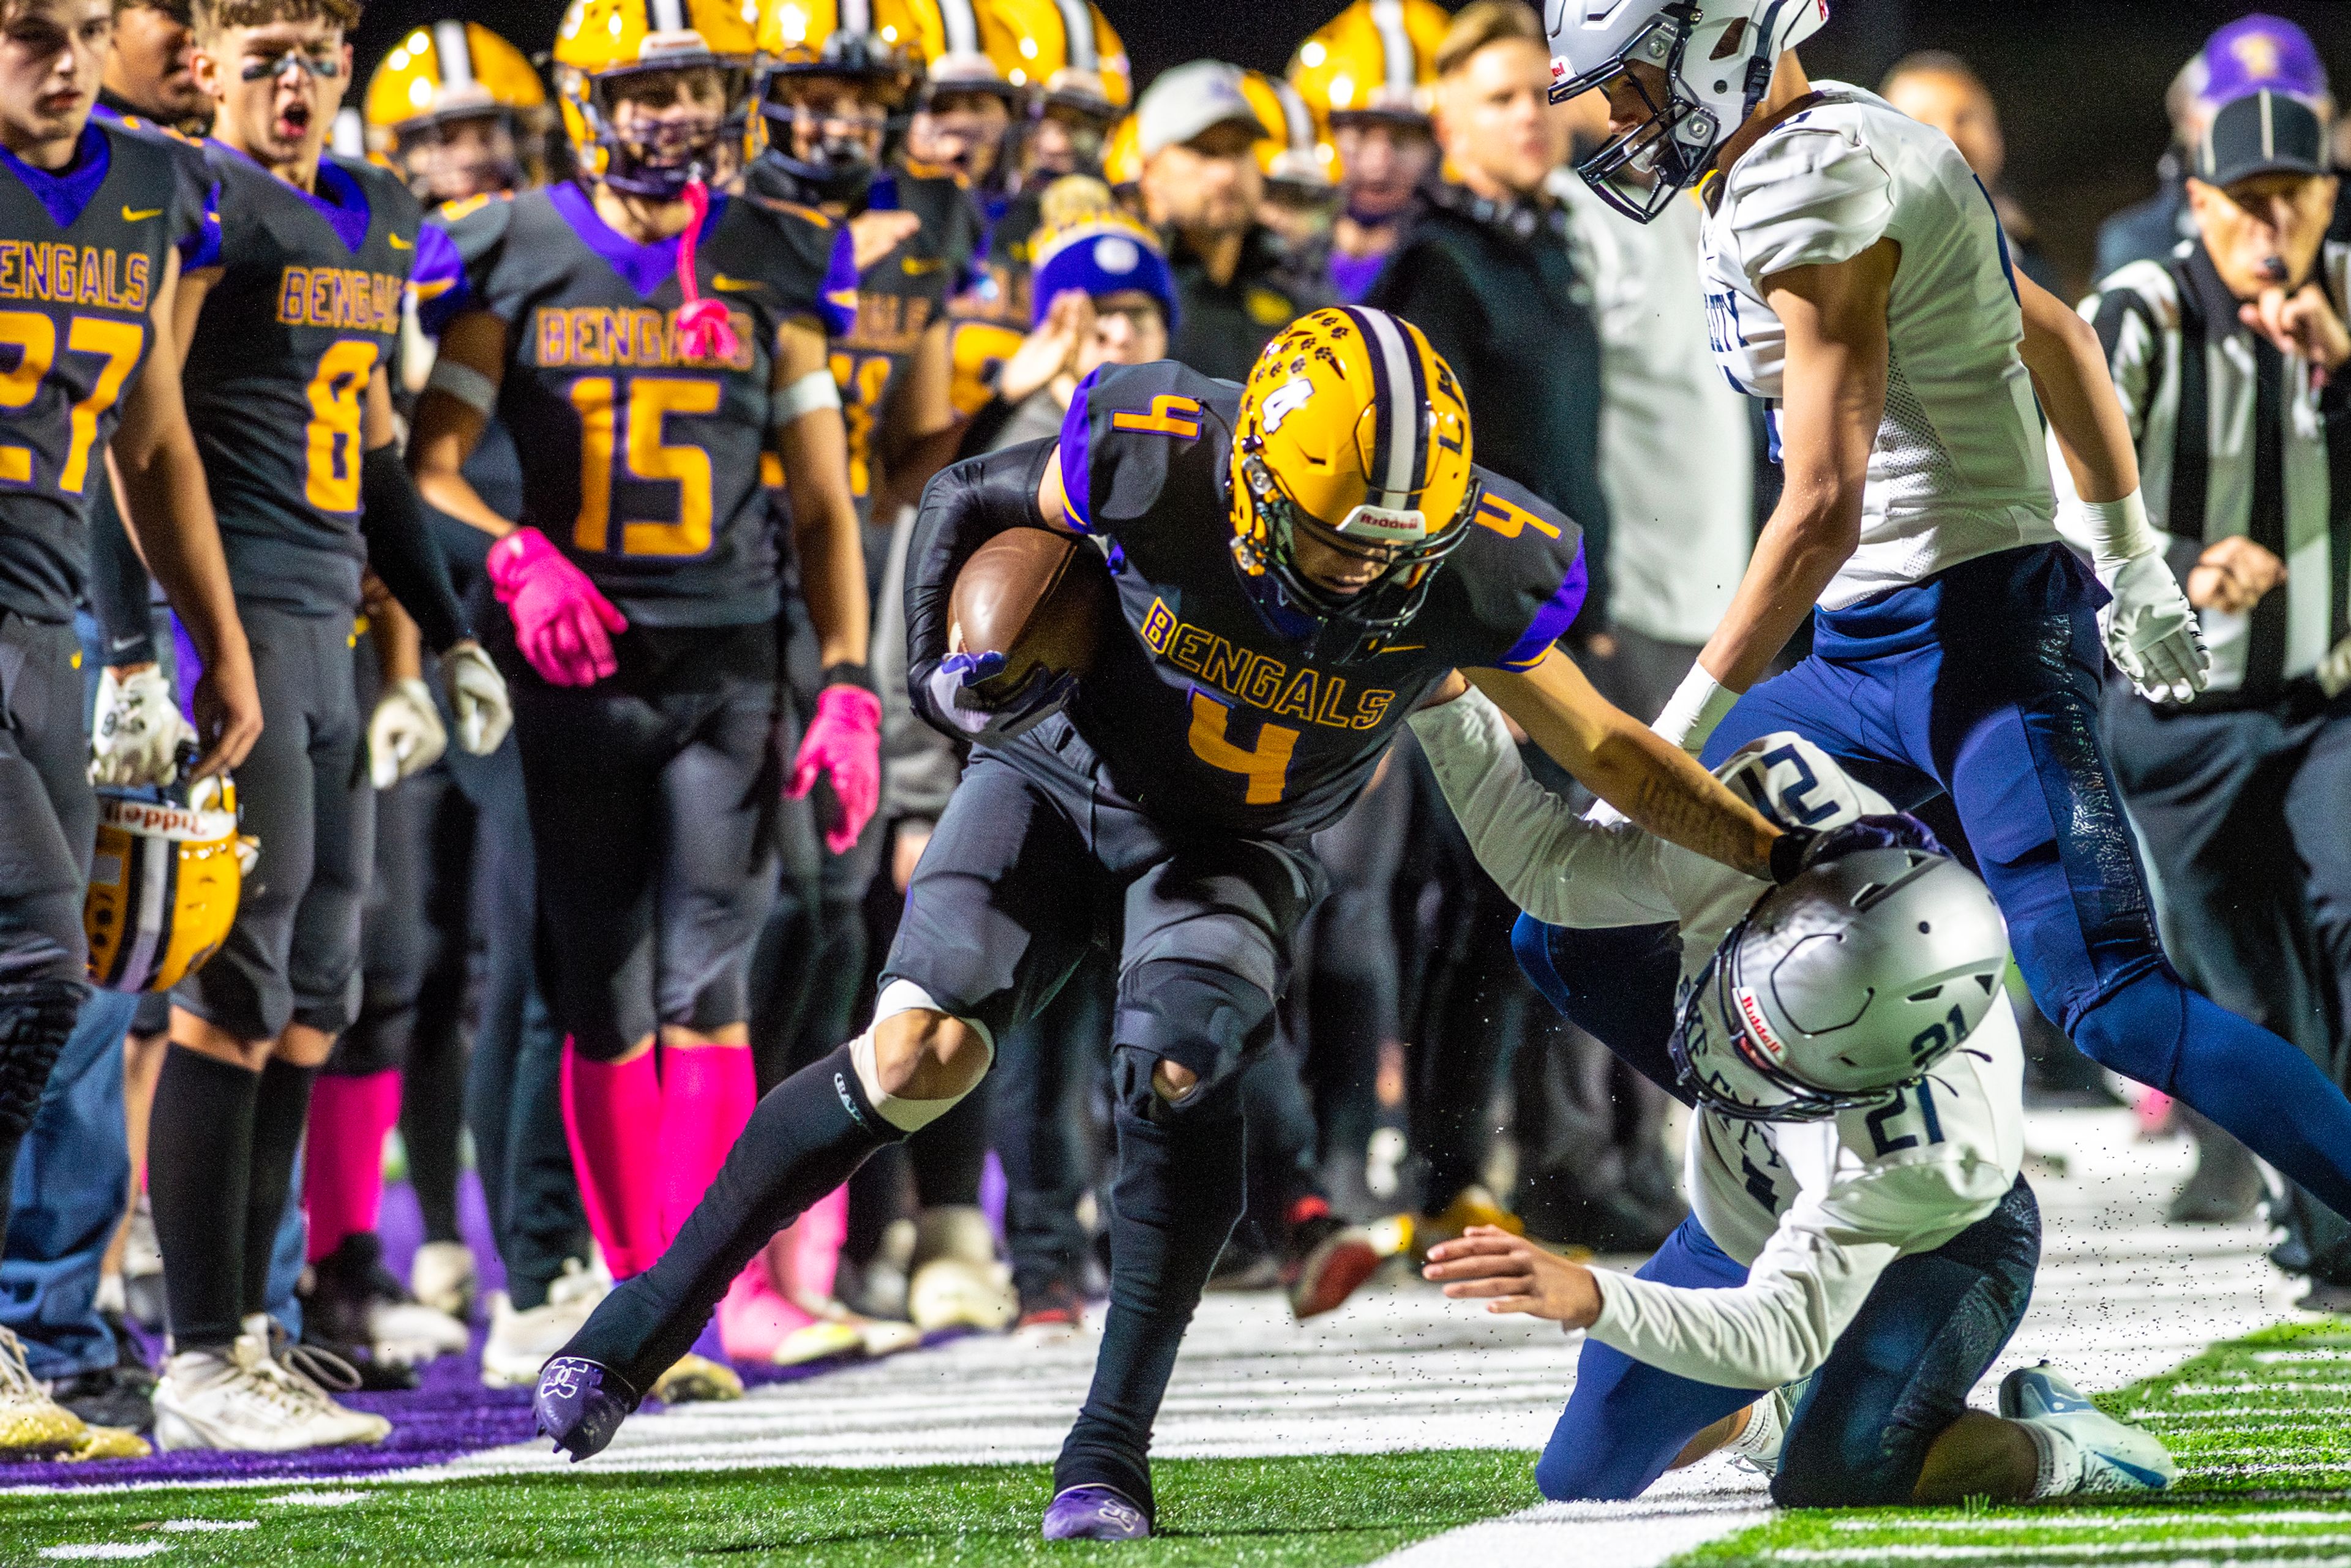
(903, 435), (1056, 737)
(86, 475), (159, 666)
(359, 441), (469, 653)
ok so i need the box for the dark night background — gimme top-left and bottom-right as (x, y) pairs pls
(348, 0), (2351, 297)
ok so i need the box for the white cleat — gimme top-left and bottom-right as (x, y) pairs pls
(0, 1327), (89, 1457)
(2000, 1362), (2177, 1495)
(481, 1260), (609, 1390)
(152, 1334), (388, 1452)
(907, 1207), (1018, 1333)
(410, 1240), (479, 1321)
(369, 1299), (472, 1367)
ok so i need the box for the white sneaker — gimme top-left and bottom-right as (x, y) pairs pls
(907, 1207), (1018, 1332)
(2000, 1362), (2177, 1495)
(0, 1327), (89, 1457)
(369, 1299), (471, 1366)
(1722, 1374), (1810, 1477)
(481, 1260), (609, 1390)
(152, 1334), (388, 1452)
(410, 1241), (478, 1321)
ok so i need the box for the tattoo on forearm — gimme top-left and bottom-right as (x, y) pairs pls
(1627, 756), (1772, 880)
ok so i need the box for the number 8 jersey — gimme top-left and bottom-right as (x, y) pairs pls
(426, 182), (854, 628)
(181, 144), (422, 615)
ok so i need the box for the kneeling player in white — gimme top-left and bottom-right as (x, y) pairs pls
(1408, 683), (2176, 1506)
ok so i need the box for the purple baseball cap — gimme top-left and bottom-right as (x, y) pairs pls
(2203, 14), (2328, 107)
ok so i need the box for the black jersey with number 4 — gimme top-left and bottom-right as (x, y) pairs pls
(429, 182), (851, 628)
(1052, 360), (1588, 837)
(181, 147), (420, 617)
(0, 120), (210, 622)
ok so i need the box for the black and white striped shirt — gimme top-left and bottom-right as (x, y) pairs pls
(2076, 240), (2351, 706)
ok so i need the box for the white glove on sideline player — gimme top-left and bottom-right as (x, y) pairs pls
(2072, 491), (2209, 705)
(91, 663), (198, 786)
(370, 677), (448, 787)
(440, 641), (512, 756)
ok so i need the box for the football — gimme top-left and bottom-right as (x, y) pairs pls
(948, 528), (1112, 695)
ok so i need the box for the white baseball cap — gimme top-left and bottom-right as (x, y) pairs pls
(1135, 60), (1271, 158)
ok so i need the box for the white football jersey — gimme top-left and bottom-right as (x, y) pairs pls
(1701, 83), (2060, 610)
(1407, 689), (2027, 1389)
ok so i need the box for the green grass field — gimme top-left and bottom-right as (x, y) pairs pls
(14, 1323), (2351, 1567)
(0, 1449), (1537, 1566)
(1689, 1322), (2351, 1567)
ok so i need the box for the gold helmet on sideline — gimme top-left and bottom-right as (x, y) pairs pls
(1231, 306), (1479, 658)
(364, 22), (552, 197)
(1241, 68), (1335, 195)
(751, 0), (937, 192)
(553, 0), (757, 198)
(1288, 0), (1449, 129)
(85, 767), (250, 995)
(979, 0), (1127, 121)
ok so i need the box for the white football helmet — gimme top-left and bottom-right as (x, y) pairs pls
(1547, 0), (1831, 222)
(1671, 846), (2009, 1121)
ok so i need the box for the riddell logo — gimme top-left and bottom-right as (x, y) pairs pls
(99, 800), (225, 841)
(1734, 986), (1787, 1059)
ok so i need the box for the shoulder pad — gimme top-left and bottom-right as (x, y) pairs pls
(1433, 465), (1588, 671)
(1059, 361), (1236, 535)
(1725, 115), (1895, 280)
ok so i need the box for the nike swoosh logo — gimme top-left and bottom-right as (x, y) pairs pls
(121, 206), (161, 222)
(2096, 1454), (2171, 1488)
(711, 274), (766, 292)
(110, 633), (144, 650)
(901, 256), (944, 276)
(388, 233), (413, 250)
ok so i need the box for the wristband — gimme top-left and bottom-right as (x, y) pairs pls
(425, 358), (498, 417)
(1769, 828), (1819, 885)
(2076, 489), (2159, 567)
(820, 661), (876, 694)
(1652, 661), (1741, 755)
(771, 368), (843, 428)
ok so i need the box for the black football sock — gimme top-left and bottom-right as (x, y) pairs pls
(244, 1058), (320, 1321)
(565, 1041), (905, 1394)
(150, 1046), (260, 1352)
(1053, 1088), (1247, 1515)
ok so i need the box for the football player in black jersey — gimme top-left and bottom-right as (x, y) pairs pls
(405, 0), (871, 1402)
(0, 0), (258, 1458)
(539, 306), (1798, 1537)
(141, 0), (511, 1452)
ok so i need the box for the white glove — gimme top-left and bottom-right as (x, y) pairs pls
(2098, 551), (2208, 704)
(369, 677), (447, 787)
(2074, 490), (2210, 705)
(440, 641), (512, 756)
(90, 663), (198, 786)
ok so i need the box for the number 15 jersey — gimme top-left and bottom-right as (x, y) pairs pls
(181, 145), (422, 616)
(427, 182), (854, 629)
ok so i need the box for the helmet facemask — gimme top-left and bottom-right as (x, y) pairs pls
(755, 42), (912, 202)
(1551, 9), (1727, 224)
(576, 56), (748, 199)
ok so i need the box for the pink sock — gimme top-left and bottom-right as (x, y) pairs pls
(789, 1186), (850, 1304)
(302, 1070), (402, 1264)
(560, 1041), (665, 1279)
(716, 1255), (817, 1361)
(656, 1043), (757, 1244)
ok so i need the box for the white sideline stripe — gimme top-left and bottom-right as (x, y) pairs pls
(1837, 1512), (2351, 1532)
(1777, 1542), (2351, 1561)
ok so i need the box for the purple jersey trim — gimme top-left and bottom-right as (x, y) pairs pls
(1057, 368), (1098, 533)
(0, 124), (110, 231)
(820, 223), (858, 337)
(1326, 247), (1386, 305)
(409, 222), (469, 334)
(179, 181), (222, 269)
(203, 140), (373, 253)
(1494, 542), (1588, 670)
(549, 180), (727, 301)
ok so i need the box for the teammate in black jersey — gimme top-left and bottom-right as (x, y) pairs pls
(0, 0), (258, 1457)
(539, 306), (1794, 1537)
(141, 0), (511, 1452)
(407, 0), (870, 1402)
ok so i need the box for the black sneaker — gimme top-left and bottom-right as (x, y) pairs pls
(51, 1363), (155, 1432)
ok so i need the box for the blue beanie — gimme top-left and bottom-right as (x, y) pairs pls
(1029, 216), (1179, 331)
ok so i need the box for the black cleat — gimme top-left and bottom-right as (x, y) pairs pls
(534, 1356), (639, 1461)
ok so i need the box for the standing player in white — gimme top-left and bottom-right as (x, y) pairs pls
(1406, 681), (2177, 1504)
(1542, 0), (2351, 1230)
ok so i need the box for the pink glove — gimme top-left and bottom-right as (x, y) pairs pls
(486, 527), (628, 687)
(788, 684), (882, 855)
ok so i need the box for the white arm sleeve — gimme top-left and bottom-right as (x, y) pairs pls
(1405, 689), (1678, 928)
(1586, 1161), (2004, 1389)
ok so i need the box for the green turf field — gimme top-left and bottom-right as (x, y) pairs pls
(1687, 1321), (2351, 1567)
(0, 1449), (1537, 1566)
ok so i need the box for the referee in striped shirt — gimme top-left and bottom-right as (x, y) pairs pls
(2076, 86), (2351, 1294)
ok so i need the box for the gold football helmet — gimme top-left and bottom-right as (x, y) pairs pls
(553, 0), (756, 197)
(751, 0), (936, 193)
(85, 773), (249, 994)
(1241, 68), (1335, 195)
(364, 22), (551, 198)
(978, 0), (1127, 120)
(1232, 306), (1478, 656)
(1288, 0), (1449, 128)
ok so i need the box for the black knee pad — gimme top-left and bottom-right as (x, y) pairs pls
(1113, 956), (1276, 1093)
(325, 1015), (407, 1078)
(0, 977), (89, 1138)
